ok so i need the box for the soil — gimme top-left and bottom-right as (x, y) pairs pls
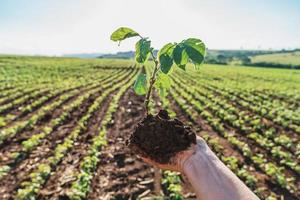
(128, 110), (196, 164)
(0, 68), (299, 200)
(0, 86), (105, 199)
(169, 89), (300, 199)
(88, 89), (157, 199)
(38, 90), (116, 199)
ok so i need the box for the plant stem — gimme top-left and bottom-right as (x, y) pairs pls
(137, 34), (160, 115)
(144, 51), (159, 115)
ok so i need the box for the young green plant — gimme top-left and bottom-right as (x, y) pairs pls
(111, 26), (206, 115)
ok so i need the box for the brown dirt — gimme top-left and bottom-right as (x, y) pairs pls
(0, 84), (97, 157)
(255, 90), (300, 109)
(0, 88), (41, 106)
(0, 89), (51, 116)
(128, 110), (196, 164)
(0, 84), (89, 126)
(175, 81), (300, 182)
(207, 84), (300, 136)
(204, 88), (300, 178)
(0, 80), (108, 149)
(0, 84), (107, 166)
(0, 70), (129, 159)
(170, 89), (300, 200)
(0, 69), (121, 135)
(168, 94), (278, 199)
(1, 68), (298, 200)
(206, 85), (300, 151)
(0, 86), (106, 199)
(88, 89), (158, 199)
(38, 91), (116, 199)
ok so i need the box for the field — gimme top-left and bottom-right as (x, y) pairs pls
(0, 56), (299, 200)
(251, 51), (300, 66)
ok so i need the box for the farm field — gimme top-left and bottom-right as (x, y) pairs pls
(251, 51), (300, 66)
(0, 56), (299, 200)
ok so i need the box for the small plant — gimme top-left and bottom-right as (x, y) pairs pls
(110, 28), (206, 198)
(110, 27), (206, 114)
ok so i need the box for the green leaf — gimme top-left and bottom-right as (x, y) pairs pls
(133, 73), (147, 95)
(183, 38), (206, 68)
(110, 27), (139, 42)
(173, 44), (188, 70)
(158, 43), (175, 74)
(154, 72), (171, 97)
(135, 38), (151, 63)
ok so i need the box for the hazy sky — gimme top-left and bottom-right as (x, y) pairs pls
(0, 0), (299, 55)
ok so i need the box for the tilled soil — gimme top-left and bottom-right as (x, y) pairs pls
(0, 89), (50, 117)
(168, 94), (300, 200)
(1, 83), (298, 200)
(0, 82), (98, 147)
(0, 84), (100, 165)
(0, 88), (107, 199)
(38, 91), (116, 199)
(88, 89), (158, 199)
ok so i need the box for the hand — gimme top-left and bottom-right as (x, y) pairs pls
(139, 136), (205, 172)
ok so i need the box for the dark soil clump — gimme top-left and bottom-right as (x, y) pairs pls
(128, 110), (196, 164)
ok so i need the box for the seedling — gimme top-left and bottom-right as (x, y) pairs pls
(110, 27), (205, 167)
(110, 27), (206, 115)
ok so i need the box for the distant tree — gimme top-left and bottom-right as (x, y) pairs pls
(240, 56), (251, 65)
(217, 55), (227, 63)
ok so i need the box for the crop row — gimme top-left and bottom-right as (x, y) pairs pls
(0, 68), (123, 115)
(168, 88), (284, 199)
(16, 68), (138, 199)
(173, 73), (300, 172)
(184, 71), (300, 133)
(206, 83), (300, 133)
(154, 87), (271, 198)
(254, 89), (300, 108)
(169, 82), (298, 198)
(201, 84), (300, 153)
(0, 68), (129, 145)
(187, 67), (299, 111)
(178, 71), (300, 152)
(0, 87), (43, 106)
(66, 69), (137, 199)
(0, 68), (128, 129)
(0, 68), (133, 179)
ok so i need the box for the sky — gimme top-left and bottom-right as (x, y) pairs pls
(0, 0), (299, 55)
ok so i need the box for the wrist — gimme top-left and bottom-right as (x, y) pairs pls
(180, 138), (260, 200)
(182, 138), (217, 176)
(181, 140), (222, 199)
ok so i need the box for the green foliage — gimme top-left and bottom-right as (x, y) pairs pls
(0, 165), (10, 179)
(110, 27), (206, 98)
(0, 117), (5, 127)
(173, 38), (206, 70)
(110, 27), (139, 42)
(182, 38), (206, 68)
(135, 38), (152, 63)
(162, 171), (184, 199)
(159, 43), (176, 74)
(169, 65), (300, 196)
(66, 72), (136, 200)
(173, 45), (188, 70)
(154, 72), (171, 97)
(133, 73), (147, 95)
(1, 55), (299, 200)
(13, 66), (137, 200)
